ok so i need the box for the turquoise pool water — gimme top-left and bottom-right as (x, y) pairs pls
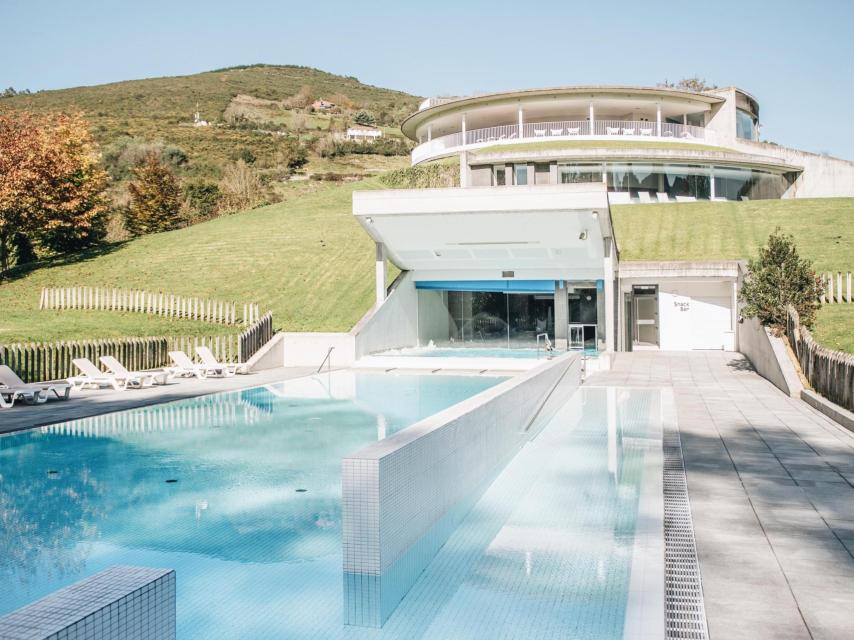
(0, 371), (503, 638)
(0, 374), (663, 639)
(379, 347), (599, 359)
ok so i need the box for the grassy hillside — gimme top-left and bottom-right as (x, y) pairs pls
(612, 198), (854, 271)
(0, 65), (419, 181)
(0, 179), (388, 343)
(813, 306), (854, 354)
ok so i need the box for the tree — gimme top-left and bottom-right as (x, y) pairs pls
(125, 153), (182, 235)
(659, 77), (717, 92)
(352, 110), (376, 126)
(739, 229), (824, 330)
(0, 111), (109, 273)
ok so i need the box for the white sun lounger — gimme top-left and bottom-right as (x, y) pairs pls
(168, 350), (224, 378)
(675, 195), (698, 203)
(99, 356), (168, 386)
(656, 192), (672, 203)
(608, 191), (633, 205)
(195, 346), (246, 376)
(637, 191), (654, 203)
(0, 387), (41, 407)
(0, 364), (71, 400)
(68, 358), (141, 390)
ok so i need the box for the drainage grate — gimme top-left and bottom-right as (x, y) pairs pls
(663, 423), (709, 640)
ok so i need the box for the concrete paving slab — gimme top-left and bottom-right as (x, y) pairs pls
(588, 351), (854, 640)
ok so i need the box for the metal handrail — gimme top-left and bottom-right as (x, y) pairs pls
(317, 346), (334, 374)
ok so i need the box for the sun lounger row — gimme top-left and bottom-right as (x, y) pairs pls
(1, 348), (248, 409)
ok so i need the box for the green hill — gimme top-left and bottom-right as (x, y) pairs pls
(1, 193), (852, 344)
(0, 64), (420, 180)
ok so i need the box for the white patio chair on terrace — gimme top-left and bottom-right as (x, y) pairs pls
(550, 128), (563, 136)
(622, 128), (635, 136)
(99, 356), (168, 387)
(69, 358), (137, 390)
(606, 127), (621, 135)
(662, 130), (674, 137)
(508, 132), (518, 139)
(533, 129), (546, 137)
(196, 346), (247, 376)
(0, 364), (71, 400)
(0, 389), (23, 408)
(566, 127), (580, 135)
(640, 128), (653, 136)
(167, 351), (219, 379)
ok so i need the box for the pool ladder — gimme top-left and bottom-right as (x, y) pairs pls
(536, 333), (554, 359)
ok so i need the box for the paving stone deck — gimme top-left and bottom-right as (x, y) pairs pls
(588, 351), (854, 640)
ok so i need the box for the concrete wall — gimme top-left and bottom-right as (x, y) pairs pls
(737, 316), (803, 398)
(416, 289), (450, 345)
(352, 272), (418, 358)
(658, 281), (735, 351)
(0, 566), (175, 640)
(342, 353), (582, 627)
(280, 332), (356, 368)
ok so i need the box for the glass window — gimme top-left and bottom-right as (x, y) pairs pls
(736, 109), (757, 140)
(559, 164), (600, 184)
(514, 164), (528, 186)
(494, 166), (506, 186)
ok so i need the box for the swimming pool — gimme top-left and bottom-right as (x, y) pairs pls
(0, 374), (664, 639)
(377, 346), (599, 359)
(0, 371), (504, 638)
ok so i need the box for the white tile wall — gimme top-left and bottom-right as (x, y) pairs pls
(0, 565), (176, 640)
(342, 354), (582, 627)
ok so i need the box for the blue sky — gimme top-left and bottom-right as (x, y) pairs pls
(3, 0), (853, 158)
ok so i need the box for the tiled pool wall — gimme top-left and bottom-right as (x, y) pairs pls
(342, 353), (583, 627)
(0, 566), (175, 640)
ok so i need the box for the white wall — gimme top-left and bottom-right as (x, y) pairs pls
(342, 353), (583, 627)
(658, 281), (735, 350)
(737, 316), (803, 397)
(280, 332), (356, 367)
(352, 272), (419, 358)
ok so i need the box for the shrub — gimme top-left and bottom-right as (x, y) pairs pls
(183, 181), (221, 221)
(739, 229), (824, 330)
(102, 137), (189, 180)
(352, 110), (375, 126)
(218, 160), (265, 212)
(380, 163), (460, 189)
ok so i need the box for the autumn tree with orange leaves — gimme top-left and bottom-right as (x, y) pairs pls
(0, 111), (109, 274)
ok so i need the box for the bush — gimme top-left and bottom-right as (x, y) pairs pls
(102, 137), (189, 180)
(278, 137), (308, 170)
(218, 160), (266, 212)
(317, 137), (410, 158)
(380, 163), (460, 189)
(183, 181), (221, 221)
(740, 229), (825, 329)
(352, 110), (375, 126)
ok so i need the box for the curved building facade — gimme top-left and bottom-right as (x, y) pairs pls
(347, 85), (854, 357)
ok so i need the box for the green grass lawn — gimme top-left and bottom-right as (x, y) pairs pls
(0, 179), (389, 343)
(612, 198), (854, 271)
(472, 140), (730, 155)
(812, 305), (854, 354)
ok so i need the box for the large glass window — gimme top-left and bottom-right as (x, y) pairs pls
(559, 164), (601, 184)
(736, 109), (758, 140)
(514, 164), (528, 185)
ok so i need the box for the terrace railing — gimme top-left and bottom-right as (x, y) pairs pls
(412, 119), (709, 163)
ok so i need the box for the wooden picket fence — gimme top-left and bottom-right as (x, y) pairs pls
(820, 271), (854, 304)
(786, 305), (854, 412)
(1, 335), (238, 384)
(239, 311), (274, 362)
(39, 286), (261, 325)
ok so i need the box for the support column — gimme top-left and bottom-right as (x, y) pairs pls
(375, 242), (386, 306)
(461, 113), (467, 147)
(603, 238), (615, 352)
(656, 103), (662, 136)
(518, 104), (524, 139)
(710, 167), (716, 199)
(427, 124), (432, 141)
(554, 280), (568, 351)
(589, 102), (595, 135)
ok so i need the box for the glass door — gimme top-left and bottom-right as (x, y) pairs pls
(632, 286), (658, 347)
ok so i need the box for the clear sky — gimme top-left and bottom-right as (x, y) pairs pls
(2, 0), (852, 158)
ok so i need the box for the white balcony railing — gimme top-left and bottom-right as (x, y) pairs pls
(412, 119), (710, 163)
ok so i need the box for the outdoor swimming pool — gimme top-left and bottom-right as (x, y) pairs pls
(0, 372), (664, 639)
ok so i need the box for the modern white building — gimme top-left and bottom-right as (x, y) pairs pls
(353, 86), (854, 354)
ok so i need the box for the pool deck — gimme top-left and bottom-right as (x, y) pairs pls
(0, 367), (316, 435)
(588, 351), (854, 640)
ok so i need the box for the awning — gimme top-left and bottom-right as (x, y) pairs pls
(415, 280), (557, 294)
